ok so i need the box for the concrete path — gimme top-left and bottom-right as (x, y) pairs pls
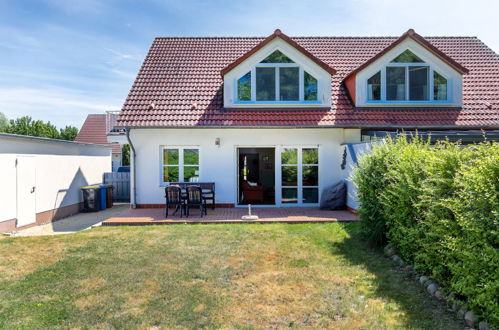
(11, 204), (130, 237)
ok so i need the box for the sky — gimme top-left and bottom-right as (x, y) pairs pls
(0, 0), (498, 129)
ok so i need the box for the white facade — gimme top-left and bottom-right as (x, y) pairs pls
(130, 128), (360, 206)
(0, 134), (112, 229)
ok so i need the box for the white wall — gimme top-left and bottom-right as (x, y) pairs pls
(112, 153), (122, 172)
(341, 141), (375, 210)
(130, 128), (361, 205)
(0, 136), (111, 223)
(0, 155), (17, 222)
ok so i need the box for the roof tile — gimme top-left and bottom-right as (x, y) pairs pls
(117, 34), (499, 128)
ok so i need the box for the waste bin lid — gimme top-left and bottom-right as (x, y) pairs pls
(81, 185), (100, 190)
(99, 184), (107, 189)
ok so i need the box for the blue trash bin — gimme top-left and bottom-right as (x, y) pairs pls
(99, 184), (107, 210)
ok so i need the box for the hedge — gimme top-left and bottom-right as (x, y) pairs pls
(353, 136), (499, 325)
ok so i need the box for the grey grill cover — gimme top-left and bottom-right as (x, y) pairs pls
(320, 181), (346, 210)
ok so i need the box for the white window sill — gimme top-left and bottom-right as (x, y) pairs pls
(227, 101), (328, 108)
(362, 101), (456, 107)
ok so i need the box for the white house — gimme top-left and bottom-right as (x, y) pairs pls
(115, 29), (499, 208)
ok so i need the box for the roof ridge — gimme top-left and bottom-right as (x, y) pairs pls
(153, 35), (480, 39)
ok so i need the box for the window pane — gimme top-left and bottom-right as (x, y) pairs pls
(163, 166), (179, 182)
(163, 149), (179, 165)
(303, 166), (318, 186)
(279, 67), (299, 101)
(434, 71), (448, 100)
(304, 71), (318, 101)
(237, 72), (251, 101)
(367, 71), (381, 101)
(409, 66), (429, 101)
(281, 166), (297, 186)
(184, 149), (199, 165)
(184, 166), (199, 182)
(386, 67), (406, 101)
(302, 148), (318, 164)
(282, 188), (298, 204)
(260, 50), (294, 63)
(281, 148), (297, 164)
(256, 67), (276, 101)
(391, 49), (424, 63)
(303, 188), (318, 204)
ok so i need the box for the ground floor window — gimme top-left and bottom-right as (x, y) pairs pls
(281, 146), (319, 204)
(161, 147), (199, 184)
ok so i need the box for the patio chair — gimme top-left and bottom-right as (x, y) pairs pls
(185, 185), (207, 217)
(165, 185), (185, 218)
(241, 180), (264, 202)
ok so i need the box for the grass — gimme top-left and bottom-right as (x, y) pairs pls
(0, 223), (463, 329)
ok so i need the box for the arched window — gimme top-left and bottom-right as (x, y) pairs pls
(367, 49), (449, 103)
(236, 50), (319, 103)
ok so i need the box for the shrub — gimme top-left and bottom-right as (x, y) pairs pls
(353, 137), (499, 325)
(353, 140), (391, 246)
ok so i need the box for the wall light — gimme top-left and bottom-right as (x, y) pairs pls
(215, 137), (221, 147)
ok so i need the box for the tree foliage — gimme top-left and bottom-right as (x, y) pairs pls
(122, 144), (130, 166)
(0, 112), (8, 130)
(59, 125), (79, 141)
(0, 116), (78, 141)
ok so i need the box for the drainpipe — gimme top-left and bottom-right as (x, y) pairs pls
(125, 127), (137, 208)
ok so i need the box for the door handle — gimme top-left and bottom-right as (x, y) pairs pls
(31, 187), (36, 193)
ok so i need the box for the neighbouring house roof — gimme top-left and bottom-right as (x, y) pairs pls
(117, 30), (499, 129)
(76, 114), (122, 153)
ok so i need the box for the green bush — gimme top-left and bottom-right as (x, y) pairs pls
(353, 136), (499, 325)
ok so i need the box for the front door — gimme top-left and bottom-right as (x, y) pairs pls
(278, 147), (319, 206)
(16, 157), (36, 227)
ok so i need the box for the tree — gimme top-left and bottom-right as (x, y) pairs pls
(0, 112), (8, 131)
(122, 144), (130, 166)
(4, 116), (60, 139)
(59, 125), (79, 141)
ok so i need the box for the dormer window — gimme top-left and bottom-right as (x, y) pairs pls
(366, 49), (450, 103)
(235, 50), (320, 104)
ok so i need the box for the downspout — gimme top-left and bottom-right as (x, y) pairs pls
(125, 127), (137, 208)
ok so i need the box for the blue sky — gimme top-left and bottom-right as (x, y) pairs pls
(0, 0), (498, 129)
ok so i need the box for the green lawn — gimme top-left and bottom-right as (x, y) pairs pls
(0, 223), (463, 329)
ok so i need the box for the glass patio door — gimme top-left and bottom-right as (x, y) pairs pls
(279, 147), (319, 205)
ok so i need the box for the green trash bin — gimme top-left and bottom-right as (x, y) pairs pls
(81, 186), (101, 212)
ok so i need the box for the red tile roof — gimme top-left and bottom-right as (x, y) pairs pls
(76, 114), (122, 153)
(117, 31), (499, 129)
(344, 29), (468, 81)
(220, 29), (336, 76)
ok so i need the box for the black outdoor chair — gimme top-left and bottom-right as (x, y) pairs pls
(165, 185), (185, 218)
(185, 185), (207, 217)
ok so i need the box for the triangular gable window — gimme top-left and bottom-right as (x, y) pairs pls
(260, 50), (294, 63)
(391, 49), (424, 63)
(234, 49), (319, 103)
